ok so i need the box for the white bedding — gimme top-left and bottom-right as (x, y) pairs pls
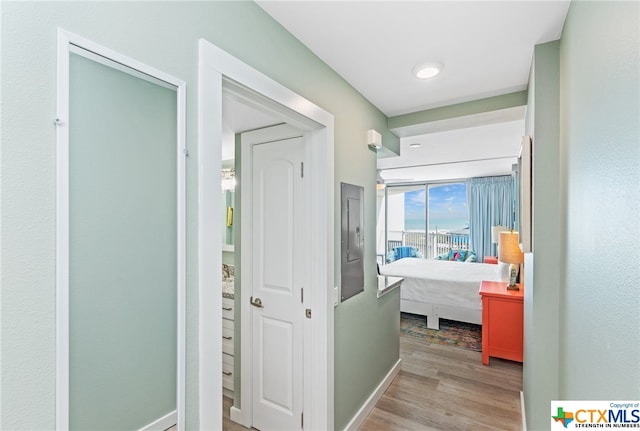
(379, 258), (508, 310)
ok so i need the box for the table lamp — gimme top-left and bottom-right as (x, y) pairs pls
(499, 230), (524, 290)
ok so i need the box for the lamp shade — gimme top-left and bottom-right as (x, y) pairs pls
(491, 225), (507, 244)
(499, 231), (524, 264)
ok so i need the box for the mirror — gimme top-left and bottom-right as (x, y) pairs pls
(67, 49), (180, 430)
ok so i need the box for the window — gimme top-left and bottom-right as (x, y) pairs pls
(377, 181), (469, 263)
(427, 182), (469, 258)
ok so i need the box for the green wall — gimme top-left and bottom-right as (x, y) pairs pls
(525, 2), (640, 429)
(558, 0), (639, 399)
(388, 90), (528, 130)
(523, 40), (562, 431)
(1, 2), (399, 429)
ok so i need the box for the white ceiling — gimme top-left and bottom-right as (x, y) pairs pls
(257, 1), (570, 116)
(378, 119), (524, 183)
(221, 93), (281, 160)
(230, 2), (570, 180)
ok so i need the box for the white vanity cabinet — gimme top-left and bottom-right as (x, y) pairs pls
(222, 295), (234, 396)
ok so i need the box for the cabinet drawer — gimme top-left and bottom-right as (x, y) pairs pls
(222, 318), (234, 355)
(222, 297), (234, 320)
(222, 352), (234, 391)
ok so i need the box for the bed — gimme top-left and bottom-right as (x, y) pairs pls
(379, 258), (508, 329)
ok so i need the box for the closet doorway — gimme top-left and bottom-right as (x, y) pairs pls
(56, 31), (186, 431)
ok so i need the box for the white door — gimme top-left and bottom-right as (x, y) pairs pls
(251, 136), (306, 430)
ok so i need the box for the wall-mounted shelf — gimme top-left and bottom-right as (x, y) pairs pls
(377, 275), (403, 299)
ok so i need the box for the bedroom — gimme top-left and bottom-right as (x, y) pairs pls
(376, 116), (528, 331)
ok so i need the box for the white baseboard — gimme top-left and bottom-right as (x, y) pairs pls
(137, 410), (177, 431)
(520, 391), (526, 431)
(230, 406), (249, 427)
(343, 358), (402, 431)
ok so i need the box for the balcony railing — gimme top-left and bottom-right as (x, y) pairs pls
(386, 230), (469, 260)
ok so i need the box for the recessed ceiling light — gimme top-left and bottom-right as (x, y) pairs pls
(409, 143), (422, 148)
(413, 62), (442, 80)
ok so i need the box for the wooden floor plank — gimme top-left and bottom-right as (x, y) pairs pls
(358, 335), (523, 431)
(223, 395), (252, 431)
(219, 333), (523, 430)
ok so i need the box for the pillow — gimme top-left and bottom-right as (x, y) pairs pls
(386, 246), (422, 262)
(394, 246), (417, 260)
(454, 250), (468, 262)
(435, 252), (449, 260)
(446, 250), (468, 262)
(465, 251), (477, 263)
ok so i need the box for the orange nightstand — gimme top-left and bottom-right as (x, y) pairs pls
(479, 280), (523, 365)
(484, 256), (498, 264)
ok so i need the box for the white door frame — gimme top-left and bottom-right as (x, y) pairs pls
(197, 39), (335, 430)
(55, 29), (187, 431)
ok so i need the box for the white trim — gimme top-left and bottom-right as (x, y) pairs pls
(376, 276), (403, 299)
(55, 29), (71, 431)
(198, 38), (335, 431)
(519, 135), (533, 253)
(55, 28), (186, 431)
(342, 359), (402, 431)
(175, 58), (187, 431)
(520, 391), (527, 431)
(61, 30), (184, 89)
(229, 406), (243, 425)
(67, 45), (176, 91)
(137, 410), (177, 431)
(197, 42), (223, 431)
(200, 43), (333, 129)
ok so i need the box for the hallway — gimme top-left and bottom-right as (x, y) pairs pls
(359, 335), (523, 430)
(222, 333), (523, 430)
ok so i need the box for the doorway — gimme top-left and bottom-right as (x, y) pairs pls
(198, 39), (335, 429)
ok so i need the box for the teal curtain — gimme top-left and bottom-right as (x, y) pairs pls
(468, 175), (515, 263)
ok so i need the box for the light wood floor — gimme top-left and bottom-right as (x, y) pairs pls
(221, 335), (523, 431)
(359, 335), (523, 430)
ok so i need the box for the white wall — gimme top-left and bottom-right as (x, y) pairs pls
(376, 190), (386, 255)
(386, 193), (406, 235)
(376, 192), (406, 255)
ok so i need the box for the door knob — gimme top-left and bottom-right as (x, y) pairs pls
(250, 296), (264, 308)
